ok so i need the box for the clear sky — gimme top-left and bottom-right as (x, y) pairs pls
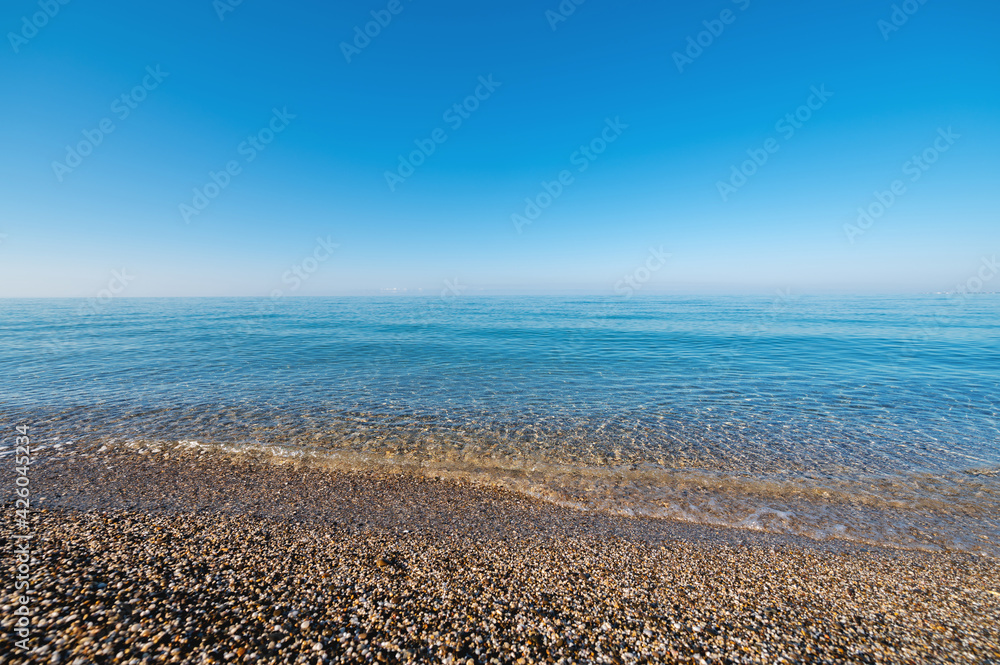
(1, 0), (998, 297)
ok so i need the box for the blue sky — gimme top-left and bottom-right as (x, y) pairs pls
(1, 0), (997, 296)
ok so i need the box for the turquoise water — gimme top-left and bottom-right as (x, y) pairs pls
(2, 296), (998, 553)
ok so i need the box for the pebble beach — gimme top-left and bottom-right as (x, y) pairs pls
(2, 442), (999, 664)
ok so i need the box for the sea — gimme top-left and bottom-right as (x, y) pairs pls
(1, 295), (997, 555)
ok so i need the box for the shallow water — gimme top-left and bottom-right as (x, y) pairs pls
(1, 296), (998, 553)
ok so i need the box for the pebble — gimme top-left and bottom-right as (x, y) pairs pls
(1, 442), (997, 664)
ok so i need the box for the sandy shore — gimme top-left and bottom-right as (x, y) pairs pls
(2, 442), (998, 664)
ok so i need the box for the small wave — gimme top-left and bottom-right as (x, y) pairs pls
(94, 437), (1000, 558)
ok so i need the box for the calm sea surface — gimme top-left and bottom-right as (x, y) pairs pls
(2, 296), (998, 553)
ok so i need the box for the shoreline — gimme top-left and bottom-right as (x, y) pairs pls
(2, 443), (998, 663)
(18, 438), (1000, 556)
